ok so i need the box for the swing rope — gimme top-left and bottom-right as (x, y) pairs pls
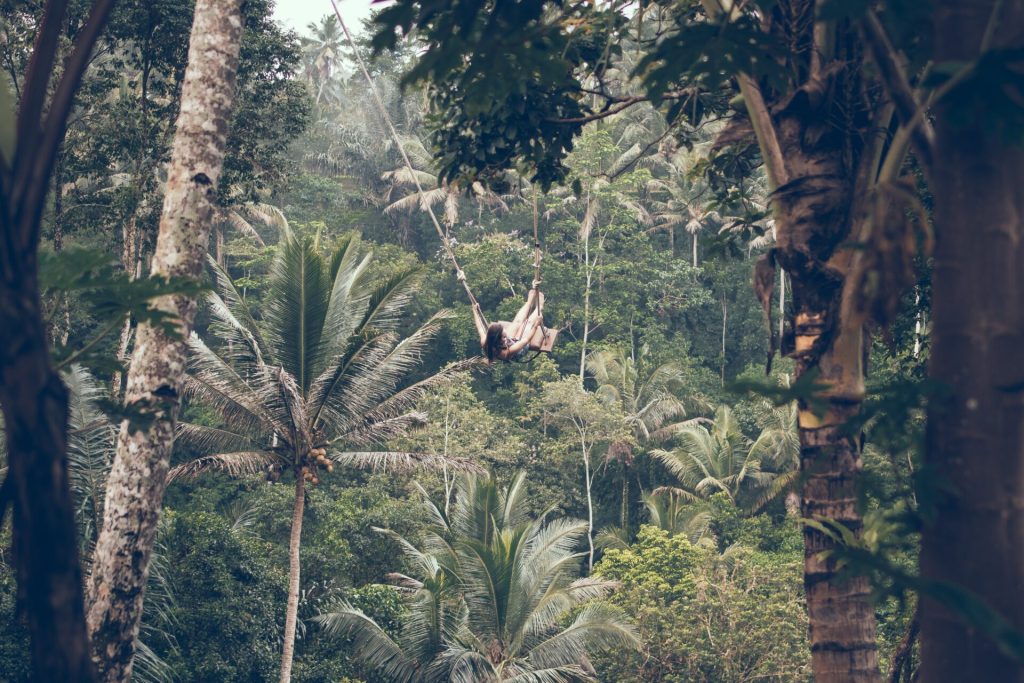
(330, 0), (549, 357)
(329, 0), (482, 311)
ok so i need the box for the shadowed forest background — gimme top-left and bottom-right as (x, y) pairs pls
(0, 1), (1021, 682)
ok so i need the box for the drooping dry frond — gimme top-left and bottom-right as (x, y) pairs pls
(222, 209), (267, 247)
(167, 451), (280, 483)
(332, 450), (484, 475)
(312, 604), (421, 683)
(244, 202), (292, 242)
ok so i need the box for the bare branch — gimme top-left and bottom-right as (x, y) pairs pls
(861, 11), (936, 169)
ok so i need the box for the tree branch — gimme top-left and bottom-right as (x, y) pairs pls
(697, 0), (787, 192)
(21, 0), (117, 247)
(13, 0), (69, 172)
(546, 95), (648, 124)
(737, 74), (788, 191)
(861, 11), (936, 169)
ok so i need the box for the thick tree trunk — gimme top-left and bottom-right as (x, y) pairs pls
(921, 4), (1024, 681)
(0, 285), (93, 682)
(279, 475), (307, 683)
(771, 73), (881, 682)
(85, 2), (244, 681)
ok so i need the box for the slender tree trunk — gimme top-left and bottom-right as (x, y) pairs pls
(579, 236), (592, 382)
(279, 475), (306, 683)
(582, 437), (595, 572)
(110, 212), (140, 398)
(720, 295), (727, 386)
(620, 462), (629, 529)
(779, 269), (785, 342)
(86, 3), (244, 681)
(921, 4), (1024, 681)
(911, 288), (922, 359)
(692, 230), (697, 267)
(888, 605), (919, 683)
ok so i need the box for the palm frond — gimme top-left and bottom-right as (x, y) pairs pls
(167, 451), (280, 483)
(313, 604), (421, 683)
(222, 209), (267, 247)
(174, 423), (257, 454)
(263, 234), (330, 392)
(527, 603), (639, 669)
(245, 202), (292, 242)
(331, 450), (484, 474)
(185, 335), (282, 435)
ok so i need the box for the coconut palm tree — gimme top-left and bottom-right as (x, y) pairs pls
(170, 231), (478, 683)
(315, 472), (639, 682)
(745, 395), (800, 514)
(382, 135), (511, 231)
(587, 346), (701, 530)
(642, 489), (714, 544)
(300, 15), (344, 107)
(652, 405), (794, 511)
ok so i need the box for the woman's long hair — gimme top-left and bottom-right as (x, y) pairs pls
(484, 322), (505, 362)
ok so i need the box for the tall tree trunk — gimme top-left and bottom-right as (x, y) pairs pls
(921, 4), (1024, 681)
(0, 1), (116, 679)
(720, 295), (727, 386)
(86, 3), (244, 681)
(582, 441), (595, 572)
(769, 54), (881, 683)
(0, 291), (93, 682)
(579, 235), (593, 382)
(279, 475), (307, 683)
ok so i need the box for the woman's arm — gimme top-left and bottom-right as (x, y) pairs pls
(471, 302), (489, 342)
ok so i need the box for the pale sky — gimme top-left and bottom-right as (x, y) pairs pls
(272, 0), (377, 36)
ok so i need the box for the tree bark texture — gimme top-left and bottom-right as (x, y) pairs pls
(86, 2), (244, 681)
(279, 475), (307, 683)
(921, 3), (1024, 681)
(0, 287), (93, 682)
(0, 0), (115, 679)
(766, 15), (881, 679)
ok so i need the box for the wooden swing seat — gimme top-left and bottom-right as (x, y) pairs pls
(528, 324), (558, 353)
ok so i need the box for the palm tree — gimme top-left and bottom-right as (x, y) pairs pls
(652, 405), (794, 511)
(170, 231), (478, 683)
(315, 472), (640, 682)
(642, 490), (714, 544)
(382, 135), (511, 232)
(745, 396), (800, 514)
(587, 346), (700, 529)
(300, 15), (343, 107)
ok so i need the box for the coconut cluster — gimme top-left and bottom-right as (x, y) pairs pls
(301, 446), (333, 486)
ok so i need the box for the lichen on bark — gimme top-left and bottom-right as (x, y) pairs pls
(85, 2), (245, 681)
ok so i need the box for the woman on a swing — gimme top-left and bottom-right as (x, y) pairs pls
(465, 273), (545, 363)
